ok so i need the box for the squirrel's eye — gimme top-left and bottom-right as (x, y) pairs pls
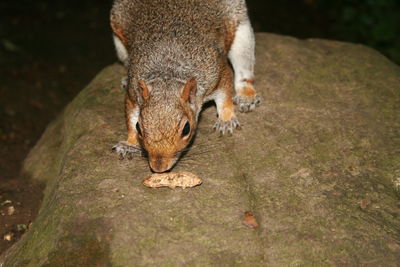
(136, 122), (142, 136)
(181, 121), (190, 137)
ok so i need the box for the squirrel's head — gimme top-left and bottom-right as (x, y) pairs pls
(135, 78), (198, 173)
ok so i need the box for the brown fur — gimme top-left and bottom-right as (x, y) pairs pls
(110, 20), (128, 46)
(223, 20), (239, 52)
(124, 96), (138, 146)
(218, 65), (235, 121)
(239, 85), (257, 97)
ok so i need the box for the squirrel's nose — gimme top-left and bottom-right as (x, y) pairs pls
(149, 155), (174, 173)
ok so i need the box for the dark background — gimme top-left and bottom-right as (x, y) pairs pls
(0, 0), (399, 254)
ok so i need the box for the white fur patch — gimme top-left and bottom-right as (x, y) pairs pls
(228, 20), (255, 92)
(129, 106), (140, 131)
(113, 34), (128, 66)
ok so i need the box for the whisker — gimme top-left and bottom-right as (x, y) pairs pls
(184, 149), (215, 157)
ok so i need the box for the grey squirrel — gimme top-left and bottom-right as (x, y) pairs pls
(111, 0), (261, 172)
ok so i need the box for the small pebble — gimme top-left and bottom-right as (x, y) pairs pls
(243, 211), (259, 229)
(7, 206), (15, 215)
(4, 232), (14, 241)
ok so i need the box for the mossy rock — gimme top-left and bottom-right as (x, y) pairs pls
(1, 33), (399, 266)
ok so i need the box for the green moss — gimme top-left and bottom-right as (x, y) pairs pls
(43, 217), (112, 267)
(44, 237), (110, 267)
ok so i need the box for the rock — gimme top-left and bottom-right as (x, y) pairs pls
(1, 33), (399, 266)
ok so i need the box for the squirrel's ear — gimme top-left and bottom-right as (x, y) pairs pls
(181, 77), (197, 104)
(110, 20), (128, 46)
(138, 80), (150, 100)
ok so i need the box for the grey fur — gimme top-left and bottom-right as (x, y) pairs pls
(111, 0), (257, 172)
(111, 0), (248, 103)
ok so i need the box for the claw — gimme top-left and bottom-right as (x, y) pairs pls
(213, 116), (240, 136)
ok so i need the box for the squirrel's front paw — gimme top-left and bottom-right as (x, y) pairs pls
(112, 141), (143, 159)
(233, 94), (261, 113)
(213, 117), (241, 136)
(233, 83), (261, 113)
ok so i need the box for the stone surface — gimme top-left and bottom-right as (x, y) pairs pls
(1, 33), (399, 266)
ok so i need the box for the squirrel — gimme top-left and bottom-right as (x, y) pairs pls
(111, 0), (261, 173)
